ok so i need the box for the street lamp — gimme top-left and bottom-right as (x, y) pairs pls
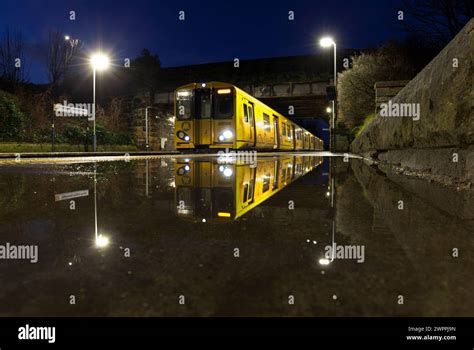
(319, 36), (337, 152)
(90, 53), (110, 152)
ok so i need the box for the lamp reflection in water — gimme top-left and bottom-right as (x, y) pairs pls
(93, 162), (110, 248)
(174, 155), (323, 223)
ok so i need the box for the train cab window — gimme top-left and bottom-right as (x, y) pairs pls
(196, 89), (211, 119)
(176, 89), (193, 119)
(214, 89), (234, 119)
(243, 104), (249, 123)
(282, 123), (286, 136)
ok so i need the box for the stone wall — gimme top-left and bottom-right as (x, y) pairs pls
(352, 18), (473, 153)
(351, 19), (474, 186)
(374, 80), (410, 113)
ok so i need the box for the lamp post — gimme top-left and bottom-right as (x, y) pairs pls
(145, 106), (152, 149)
(319, 37), (337, 152)
(90, 53), (110, 152)
(93, 162), (110, 248)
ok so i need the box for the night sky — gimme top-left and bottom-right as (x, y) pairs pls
(1, 0), (406, 83)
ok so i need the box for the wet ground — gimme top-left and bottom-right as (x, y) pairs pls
(0, 153), (472, 317)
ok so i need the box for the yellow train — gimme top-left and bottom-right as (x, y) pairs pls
(174, 82), (324, 151)
(175, 155), (323, 222)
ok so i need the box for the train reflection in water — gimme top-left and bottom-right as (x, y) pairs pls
(175, 155), (323, 222)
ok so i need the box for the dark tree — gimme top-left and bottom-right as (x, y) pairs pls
(0, 28), (29, 83)
(46, 29), (82, 86)
(401, 0), (474, 47)
(130, 49), (161, 93)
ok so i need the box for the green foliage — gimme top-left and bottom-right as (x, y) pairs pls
(352, 113), (376, 138)
(0, 91), (25, 140)
(337, 42), (416, 129)
(95, 123), (135, 145)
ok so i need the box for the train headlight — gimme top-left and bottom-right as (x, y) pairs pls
(177, 165), (191, 175)
(177, 131), (191, 142)
(218, 129), (233, 141)
(219, 165), (233, 177)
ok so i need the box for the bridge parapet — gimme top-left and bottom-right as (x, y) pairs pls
(153, 81), (328, 104)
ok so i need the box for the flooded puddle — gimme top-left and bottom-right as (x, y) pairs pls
(0, 154), (472, 316)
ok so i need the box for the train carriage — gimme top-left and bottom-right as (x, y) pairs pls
(174, 82), (324, 151)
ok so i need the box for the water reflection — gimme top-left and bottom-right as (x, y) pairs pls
(0, 155), (472, 317)
(174, 156), (324, 222)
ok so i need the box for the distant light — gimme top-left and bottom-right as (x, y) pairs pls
(95, 234), (110, 248)
(177, 90), (191, 97)
(64, 35), (70, 41)
(326, 191), (331, 197)
(218, 212), (231, 218)
(319, 37), (335, 47)
(201, 83), (206, 87)
(326, 107), (332, 113)
(68, 262), (72, 266)
(202, 218), (206, 223)
(90, 53), (110, 71)
(319, 258), (330, 265)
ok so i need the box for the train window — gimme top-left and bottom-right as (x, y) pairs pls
(243, 183), (249, 202)
(196, 89), (211, 119)
(262, 174), (270, 193)
(214, 90), (234, 119)
(176, 89), (193, 119)
(243, 104), (249, 123)
(248, 180), (254, 201)
(282, 123), (286, 136)
(248, 105), (254, 124)
(263, 113), (270, 130)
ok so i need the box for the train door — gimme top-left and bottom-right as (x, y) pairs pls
(273, 115), (280, 149)
(248, 103), (255, 147)
(291, 125), (296, 150)
(241, 164), (256, 209)
(195, 89), (212, 146)
(242, 98), (255, 147)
